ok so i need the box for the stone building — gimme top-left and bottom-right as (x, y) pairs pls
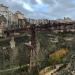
(0, 4), (15, 27)
(0, 4), (26, 27)
(14, 11), (26, 27)
(15, 11), (25, 19)
(0, 4), (9, 27)
(0, 15), (7, 37)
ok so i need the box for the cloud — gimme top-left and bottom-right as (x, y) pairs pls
(9, 0), (34, 12)
(35, 0), (43, 5)
(1, 0), (75, 19)
(22, 2), (34, 12)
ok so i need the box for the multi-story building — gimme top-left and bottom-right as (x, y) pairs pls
(15, 11), (25, 19)
(0, 4), (24, 27)
(0, 4), (27, 37)
(15, 11), (26, 27)
(0, 4), (9, 27)
(0, 15), (7, 37)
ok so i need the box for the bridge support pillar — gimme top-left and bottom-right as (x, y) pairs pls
(29, 24), (39, 75)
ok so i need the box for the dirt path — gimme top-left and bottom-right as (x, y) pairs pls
(0, 64), (29, 73)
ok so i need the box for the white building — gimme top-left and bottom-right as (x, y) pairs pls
(0, 15), (7, 37)
(0, 21), (6, 37)
(15, 11), (25, 23)
(15, 11), (25, 19)
(0, 4), (18, 27)
(0, 4), (9, 27)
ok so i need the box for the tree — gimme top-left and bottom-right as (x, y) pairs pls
(49, 48), (68, 64)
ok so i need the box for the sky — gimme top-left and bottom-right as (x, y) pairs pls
(0, 0), (75, 19)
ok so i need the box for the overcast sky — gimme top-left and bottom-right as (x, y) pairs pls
(0, 0), (75, 19)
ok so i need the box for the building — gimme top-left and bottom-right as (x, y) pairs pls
(0, 21), (6, 37)
(0, 4), (15, 27)
(0, 4), (9, 27)
(0, 15), (7, 37)
(8, 11), (15, 26)
(0, 4), (26, 28)
(56, 17), (73, 23)
(15, 11), (25, 19)
(14, 11), (26, 27)
(0, 4), (21, 27)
